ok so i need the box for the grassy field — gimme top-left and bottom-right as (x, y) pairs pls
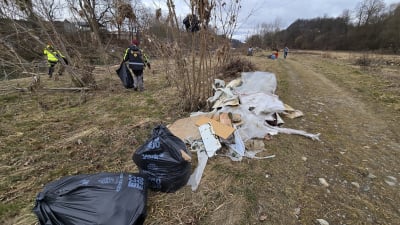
(1, 50), (399, 225)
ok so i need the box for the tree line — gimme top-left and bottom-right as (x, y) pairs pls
(246, 0), (400, 53)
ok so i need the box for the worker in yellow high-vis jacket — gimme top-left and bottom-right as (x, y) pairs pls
(43, 43), (67, 78)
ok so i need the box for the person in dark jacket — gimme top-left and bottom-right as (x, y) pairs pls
(284, 46), (289, 59)
(123, 39), (150, 91)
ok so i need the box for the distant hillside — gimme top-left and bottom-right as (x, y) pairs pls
(246, 3), (400, 53)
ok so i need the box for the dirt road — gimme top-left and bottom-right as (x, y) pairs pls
(241, 52), (400, 224)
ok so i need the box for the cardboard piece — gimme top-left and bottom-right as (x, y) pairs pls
(281, 103), (304, 119)
(211, 113), (220, 121)
(195, 116), (235, 139)
(284, 103), (295, 112)
(219, 113), (232, 127)
(283, 110), (304, 119)
(167, 115), (205, 141)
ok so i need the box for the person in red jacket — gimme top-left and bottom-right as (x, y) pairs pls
(274, 49), (279, 59)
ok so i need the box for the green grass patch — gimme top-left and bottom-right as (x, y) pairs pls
(0, 202), (25, 219)
(0, 94), (20, 102)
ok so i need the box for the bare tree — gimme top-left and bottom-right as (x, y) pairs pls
(67, 0), (114, 46)
(0, 0), (35, 19)
(130, 0), (154, 41)
(113, 0), (136, 40)
(248, 19), (281, 49)
(166, 0), (179, 29)
(354, 0), (385, 26)
(0, 0), (30, 18)
(33, 0), (65, 21)
(211, 0), (241, 39)
(381, 3), (400, 53)
(340, 9), (351, 25)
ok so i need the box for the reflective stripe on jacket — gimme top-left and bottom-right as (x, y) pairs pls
(128, 62), (145, 66)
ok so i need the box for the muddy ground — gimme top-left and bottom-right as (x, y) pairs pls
(0, 50), (399, 225)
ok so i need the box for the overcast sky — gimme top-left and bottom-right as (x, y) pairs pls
(146, 0), (400, 41)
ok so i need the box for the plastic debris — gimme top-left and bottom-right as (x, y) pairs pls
(198, 123), (222, 157)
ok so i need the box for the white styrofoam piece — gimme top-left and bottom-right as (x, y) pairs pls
(198, 123), (221, 157)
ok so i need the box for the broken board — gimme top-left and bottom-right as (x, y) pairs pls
(195, 116), (235, 139)
(198, 123), (222, 157)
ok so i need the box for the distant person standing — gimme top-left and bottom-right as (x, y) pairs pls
(123, 39), (150, 92)
(43, 43), (66, 79)
(284, 46), (289, 59)
(247, 46), (253, 56)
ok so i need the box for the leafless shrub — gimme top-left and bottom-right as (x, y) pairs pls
(355, 53), (372, 67)
(214, 41), (230, 65)
(321, 52), (333, 59)
(217, 57), (257, 80)
(156, 0), (242, 112)
(77, 65), (96, 88)
(115, 3), (136, 40)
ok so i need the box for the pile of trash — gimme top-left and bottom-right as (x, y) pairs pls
(32, 71), (319, 224)
(167, 71), (320, 191)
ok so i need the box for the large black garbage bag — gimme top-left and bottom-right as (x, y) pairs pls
(116, 62), (134, 88)
(33, 172), (147, 225)
(133, 125), (191, 193)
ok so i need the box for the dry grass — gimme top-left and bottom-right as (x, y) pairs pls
(1, 51), (400, 225)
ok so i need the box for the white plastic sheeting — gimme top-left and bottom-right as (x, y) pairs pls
(187, 142), (209, 191)
(218, 71), (320, 141)
(234, 71), (277, 95)
(239, 93), (285, 115)
(227, 129), (245, 156)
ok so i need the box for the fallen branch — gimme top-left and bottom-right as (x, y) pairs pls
(42, 87), (91, 91)
(15, 87), (91, 92)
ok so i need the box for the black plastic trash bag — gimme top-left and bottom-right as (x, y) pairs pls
(116, 62), (134, 88)
(133, 125), (191, 193)
(33, 172), (147, 225)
